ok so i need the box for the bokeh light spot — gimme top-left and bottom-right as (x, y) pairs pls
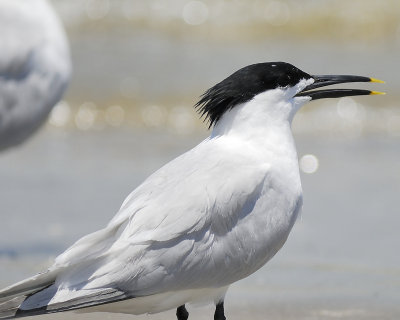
(75, 102), (98, 130)
(105, 105), (125, 127)
(85, 0), (110, 20)
(337, 97), (359, 120)
(49, 101), (71, 127)
(168, 106), (195, 134)
(182, 1), (209, 25)
(300, 154), (319, 174)
(141, 105), (166, 127)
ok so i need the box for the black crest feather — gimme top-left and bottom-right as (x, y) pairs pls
(195, 62), (311, 128)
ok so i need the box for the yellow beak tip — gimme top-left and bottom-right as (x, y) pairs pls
(369, 77), (385, 84)
(370, 91), (386, 95)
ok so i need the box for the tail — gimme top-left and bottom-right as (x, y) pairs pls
(0, 269), (59, 304)
(0, 269), (57, 319)
(0, 221), (133, 318)
(0, 271), (130, 319)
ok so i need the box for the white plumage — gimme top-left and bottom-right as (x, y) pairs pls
(0, 80), (310, 317)
(0, 62), (382, 319)
(0, 0), (70, 150)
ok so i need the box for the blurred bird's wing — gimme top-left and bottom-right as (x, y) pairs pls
(0, 0), (70, 150)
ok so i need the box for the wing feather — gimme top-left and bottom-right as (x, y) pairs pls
(0, 136), (273, 316)
(48, 137), (270, 294)
(0, 270), (57, 303)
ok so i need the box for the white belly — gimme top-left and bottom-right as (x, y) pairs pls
(78, 286), (229, 315)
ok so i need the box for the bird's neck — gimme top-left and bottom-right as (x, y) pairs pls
(210, 90), (300, 149)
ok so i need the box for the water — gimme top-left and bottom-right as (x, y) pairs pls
(0, 127), (399, 318)
(51, 0), (400, 135)
(0, 1), (399, 318)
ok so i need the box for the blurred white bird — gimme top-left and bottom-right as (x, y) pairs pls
(0, 0), (71, 150)
(0, 62), (383, 319)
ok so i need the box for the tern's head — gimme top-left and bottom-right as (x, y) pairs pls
(196, 62), (384, 129)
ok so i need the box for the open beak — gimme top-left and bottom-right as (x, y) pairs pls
(296, 75), (385, 100)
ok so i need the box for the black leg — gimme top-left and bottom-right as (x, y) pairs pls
(176, 304), (189, 320)
(214, 301), (226, 320)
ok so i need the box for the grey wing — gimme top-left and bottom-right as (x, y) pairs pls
(0, 139), (272, 317)
(56, 142), (273, 296)
(0, 286), (130, 319)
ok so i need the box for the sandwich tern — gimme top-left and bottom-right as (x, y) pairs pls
(0, 0), (71, 151)
(0, 62), (383, 319)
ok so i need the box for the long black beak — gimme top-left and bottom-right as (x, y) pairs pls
(296, 75), (385, 100)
